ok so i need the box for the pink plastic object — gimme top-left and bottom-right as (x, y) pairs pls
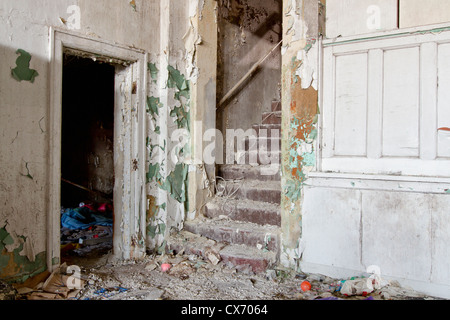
(161, 264), (171, 272)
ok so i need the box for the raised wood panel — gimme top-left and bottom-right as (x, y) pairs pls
(382, 47), (420, 157)
(438, 43), (450, 158)
(321, 28), (450, 177)
(334, 53), (368, 156)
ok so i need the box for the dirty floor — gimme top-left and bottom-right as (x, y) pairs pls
(12, 251), (436, 302)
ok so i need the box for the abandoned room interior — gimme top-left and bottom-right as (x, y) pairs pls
(1, 0), (450, 301)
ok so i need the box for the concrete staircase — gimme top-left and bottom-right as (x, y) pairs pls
(169, 101), (282, 274)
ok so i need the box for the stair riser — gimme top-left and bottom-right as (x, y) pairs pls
(220, 185), (281, 204)
(219, 166), (281, 181)
(184, 224), (279, 252)
(220, 254), (272, 274)
(205, 205), (281, 227)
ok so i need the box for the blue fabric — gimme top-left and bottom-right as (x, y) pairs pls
(61, 207), (113, 230)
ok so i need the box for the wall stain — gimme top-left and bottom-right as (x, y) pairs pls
(0, 226), (46, 284)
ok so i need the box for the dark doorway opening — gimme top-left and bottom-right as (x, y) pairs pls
(60, 54), (115, 265)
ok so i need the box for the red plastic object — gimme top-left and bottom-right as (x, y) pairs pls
(301, 281), (312, 292)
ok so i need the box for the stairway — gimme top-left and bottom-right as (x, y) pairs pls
(168, 101), (282, 274)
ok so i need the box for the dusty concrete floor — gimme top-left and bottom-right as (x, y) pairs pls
(61, 252), (440, 301)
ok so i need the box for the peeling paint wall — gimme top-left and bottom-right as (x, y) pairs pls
(145, 0), (218, 252)
(279, 0), (320, 271)
(0, 0), (161, 281)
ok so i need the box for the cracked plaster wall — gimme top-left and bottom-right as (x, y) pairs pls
(0, 0), (162, 282)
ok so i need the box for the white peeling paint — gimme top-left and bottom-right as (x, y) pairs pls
(183, 18), (202, 84)
(285, 0), (308, 43)
(295, 40), (318, 90)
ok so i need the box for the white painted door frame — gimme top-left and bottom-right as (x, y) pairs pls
(48, 28), (148, 270)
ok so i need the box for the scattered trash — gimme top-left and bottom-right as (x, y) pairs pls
(60, 202), (114, 259)
(204, 247), (221, 266)
(340, 275), (387, 297)
(318, 296), (342, 300)
(169, 261), (196, 280)
(301, 281), (312, 292)
(0, 281), (17, 300)
(12, 263), (85, 300)
(145, 262), (158, 272)
(93, 287), (129, 299)
(61, 203), (113, 230)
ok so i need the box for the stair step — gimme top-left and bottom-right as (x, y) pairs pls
(168, 230), (277, 274)
(235, 150), (281, 165)
(205, 197), (281, 227)
(219, 164), (281, 181)
(215, 179), (281, 204)
(261, 111), (282, 125)
(184, 218), (280, 252)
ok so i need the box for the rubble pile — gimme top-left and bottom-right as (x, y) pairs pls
(1, 252), (440, 301)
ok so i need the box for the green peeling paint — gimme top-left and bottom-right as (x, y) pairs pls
(129, 0), (137, 11)
(170, 105), (191, 130)
(145, 65), (191, 244)
(167, 65), (191, 131)
(285, 112), (318, 204)
(147, 96), (163, 117)
(302, 152), (316, 167)
(11, 49), (39, 83)
(147, 218), (166, 239)
(167, 65), (190, 100)
(284, 180), (303, 203)
(161, 163), (189, 204)
(157, 240), (167, 255)
(0, 226), (46, 284)
(148, 62), (159, 81)
(147, 162), (189, 205)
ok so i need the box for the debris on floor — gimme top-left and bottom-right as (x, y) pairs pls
(60, 202), (113, 260)
(11, 263), (86, 300)
(0, 281), (17, 300)
(13, 251), (434, 301)
(1, 251), (442, 301)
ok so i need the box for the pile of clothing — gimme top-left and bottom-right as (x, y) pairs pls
(61, 203), (113, 257)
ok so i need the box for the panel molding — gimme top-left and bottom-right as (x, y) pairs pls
(320, 27), (450, 178)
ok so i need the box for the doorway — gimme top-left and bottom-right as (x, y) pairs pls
(49, 29), (148, 271)
(60, 54), (115, 264)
